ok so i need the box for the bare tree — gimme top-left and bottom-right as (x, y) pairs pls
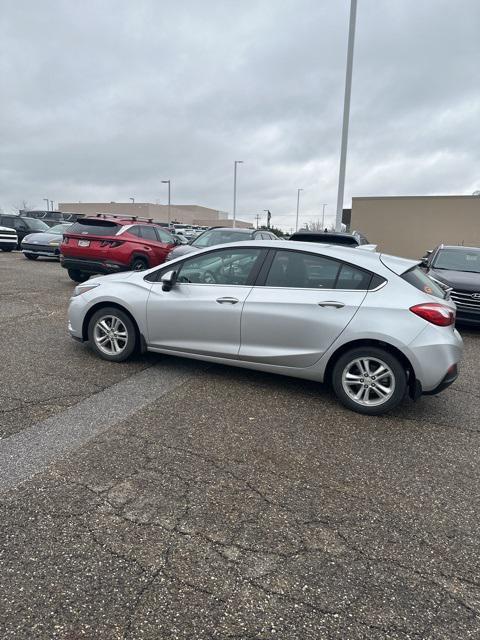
(12, 200), (33, 213)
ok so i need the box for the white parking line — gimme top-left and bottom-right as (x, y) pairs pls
(0, 361), (206, 493)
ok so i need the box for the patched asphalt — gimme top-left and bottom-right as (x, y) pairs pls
(1, 251), (480, 639)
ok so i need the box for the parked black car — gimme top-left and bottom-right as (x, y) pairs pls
(421, 244), (480, 325)
(0, 215), (49, 248)
(19, 210), (84, 227)
(289, 230), (370, 246)
(167, 227), (278, 260)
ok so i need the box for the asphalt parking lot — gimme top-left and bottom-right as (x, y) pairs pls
(1, 251), (480, 639)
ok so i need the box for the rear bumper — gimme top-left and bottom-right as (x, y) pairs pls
(422, 364), (459, 395)
(60, 256), (126, 275)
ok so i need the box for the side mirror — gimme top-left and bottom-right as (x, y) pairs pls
(161, 270), (177, 291)
(420, 257), (429, 267)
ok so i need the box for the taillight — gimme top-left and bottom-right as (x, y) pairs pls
(410, 303), (455, 327)
(100, 240), (123, 248)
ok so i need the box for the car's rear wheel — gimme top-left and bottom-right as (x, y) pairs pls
(331, 347), (407, 415)
(24, 253), (38, 260)
(131, 256), (148, 271)
(68, 269), (89, 283)
(88, 307), (136, 362)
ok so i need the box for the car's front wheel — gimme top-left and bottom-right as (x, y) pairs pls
(331, 347), (407, 415)
(88, 307), (137, 362)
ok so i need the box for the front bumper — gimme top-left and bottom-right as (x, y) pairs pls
(0, 241), (18, 250)
(60, 256), (126, 275)
(455, 309), (480, 327)
(22, 245), (60, 257)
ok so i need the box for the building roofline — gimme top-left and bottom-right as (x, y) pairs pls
(352, 195), (480, 201)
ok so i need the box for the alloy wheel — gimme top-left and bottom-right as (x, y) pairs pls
(341, 357), (395, 407)
(93, 315), (128, 356)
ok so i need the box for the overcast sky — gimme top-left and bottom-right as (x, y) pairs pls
(1, 0), (479, 230)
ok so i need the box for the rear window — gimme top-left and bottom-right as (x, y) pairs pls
(68, 219), (121, 236)
(402, 267), (446, 299)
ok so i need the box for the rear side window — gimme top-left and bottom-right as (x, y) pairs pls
(140, 226), (157, 241)
(402, 267), (445, 299)
(69, 220), (121, 236)
(265, 250), (341, 288)
(155, 227), (174, 243)
(336, 264), (372, 290)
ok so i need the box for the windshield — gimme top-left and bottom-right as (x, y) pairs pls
(28, 219), (50, 231)
(48, 224), (72, 234)
(193, 229), (253, 248)
(433, 248), (480, 273)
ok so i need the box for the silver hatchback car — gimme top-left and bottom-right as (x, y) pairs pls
(68, 241), (463, 415)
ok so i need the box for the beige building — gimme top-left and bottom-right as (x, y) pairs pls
(58, 202), (252, 228)
(350, 195), (480, 259)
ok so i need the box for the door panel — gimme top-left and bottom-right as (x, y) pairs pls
(240, 287), (366, 367)
(146, 247), (264, 358)
(146, 283), (251, 357)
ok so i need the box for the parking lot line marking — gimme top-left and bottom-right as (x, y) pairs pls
(0, 361), (206, 494)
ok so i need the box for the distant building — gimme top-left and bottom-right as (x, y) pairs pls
(58, 202), (252, 228)
(350, 195), (480, 259)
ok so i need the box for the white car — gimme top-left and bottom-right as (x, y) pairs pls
(68, 240), (463, 415)
(0, 226), (18, 252)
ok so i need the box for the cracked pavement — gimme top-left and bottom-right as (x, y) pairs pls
(1, 251), (480, 639)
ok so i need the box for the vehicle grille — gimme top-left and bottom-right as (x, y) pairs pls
(0, 230), (17, 237)
(450, 289), (480, 310)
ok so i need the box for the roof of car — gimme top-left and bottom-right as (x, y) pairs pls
(440, 245), (480, 252)
(292, 230), (356, 237)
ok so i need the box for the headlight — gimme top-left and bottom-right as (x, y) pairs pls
(73, 283), (100, 297)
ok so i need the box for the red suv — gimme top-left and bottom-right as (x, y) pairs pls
(60, 215), (179, 282)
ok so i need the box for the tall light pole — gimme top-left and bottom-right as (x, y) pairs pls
(232, 160), (243, 228)
(130, 197), (135, 204)
(43, 198), (49, 211)
(50, 200), (54, 211)
(295, 188), (303, 231)
(335, 0), (357, 232)
(162, 180), (171, 225)
(321, 203), (328, 229)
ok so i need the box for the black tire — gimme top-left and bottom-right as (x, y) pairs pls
(24, 253), (39, 260)
(1, 247), (14, 252)
(87, 306), (137, 362)
(331, 346), (407, 415)
(130, 256), (148, 272)
(68, 269), (90, 283)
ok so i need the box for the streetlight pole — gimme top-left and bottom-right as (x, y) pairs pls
(130, 197), (135, 204)
(162, 180), (171, 225)
(321, 203), (328, 229)
(44, 198), (49, 211)
(232, 160), (243, 228)
(335, 0), (357, 232)
(295, 188), (303, 231)
(50, 200), (54, 211)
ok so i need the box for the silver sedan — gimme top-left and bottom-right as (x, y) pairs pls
(68, 241), (463, 415)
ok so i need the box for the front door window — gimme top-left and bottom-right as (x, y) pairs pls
(176, 248), (262, 286)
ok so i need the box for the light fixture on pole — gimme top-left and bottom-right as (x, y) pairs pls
(232, 160), (243, 228)
(161, 180), (171, 225)
(295, 189), (303, 231)
(43, 198), (49, 211)
(129, 197), (135, 204)
(335, 0), (357, 232)
(321, 203), (328, 229)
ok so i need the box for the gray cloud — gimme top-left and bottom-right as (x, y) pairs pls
(1, 0), (479, 230)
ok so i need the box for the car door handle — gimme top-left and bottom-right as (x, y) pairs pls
(318, 301), (345, 309)
(216, 297), (239, 304)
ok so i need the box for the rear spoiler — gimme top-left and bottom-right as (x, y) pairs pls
(355, 244), (377, 252)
